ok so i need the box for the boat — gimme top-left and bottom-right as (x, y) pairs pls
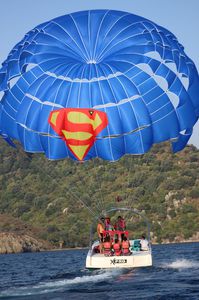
(86, 208), (152, 269)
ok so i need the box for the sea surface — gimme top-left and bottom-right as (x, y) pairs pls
(0, 242), (198, 300)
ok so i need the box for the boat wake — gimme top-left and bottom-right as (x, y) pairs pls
(0, 269), (124, 298)
(161, 259), (199, 270)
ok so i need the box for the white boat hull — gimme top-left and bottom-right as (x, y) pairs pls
(86, 240), (152, 269)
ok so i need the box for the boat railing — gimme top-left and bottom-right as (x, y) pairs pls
(102, 230), (129, 238)
(89, 207), (151, 250)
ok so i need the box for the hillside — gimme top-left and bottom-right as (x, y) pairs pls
(0, 213), (51, 253)
(0, 139), (198, 249)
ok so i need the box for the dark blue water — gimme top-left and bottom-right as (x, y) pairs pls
(0, 243), (198, 300)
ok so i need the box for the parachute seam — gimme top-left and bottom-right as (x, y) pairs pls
(94, 63), (115, 160)
(2, 71), (35, 123)
(96, 63), (127, 155)
(96, 20), (144, 62)
(88, 63), (100, 159)
(77, 64), (87, 108)
(22, 73), (54, 152)
(69, 14), (90, 61)
(129, 61), (180, 128)
(46, 67), (71, 159)
(93, 10), (110, 60)
(105, 63), (145, 154)
(2, 107), (15, 121)
(108, 62), (155, 149)
(101, 12), (131, 41)
(64, 67), (77, 109)
(98, 13), (142, 60)
(88, 11), (91, 59)
(51, 20), (89, 62)
(98, 24), (149, 59)
(109, 57), (178, 117)
(45, 70), (123, 83)
(98, 32), (149, 62)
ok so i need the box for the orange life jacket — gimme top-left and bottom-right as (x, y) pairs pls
(103, 242), (112, 255)
(122, 241), (130, 254)
(113, 243), (121, 256)
(115, 219), (126, 231)
(97, 223), (104, 235)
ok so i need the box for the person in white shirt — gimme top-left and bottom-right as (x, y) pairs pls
(140, 235), (149, 251)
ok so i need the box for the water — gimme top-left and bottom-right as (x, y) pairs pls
(0, 243), (198, 300)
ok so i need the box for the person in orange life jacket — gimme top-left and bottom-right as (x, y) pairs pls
(97, 217), (105, 253)
(114, 216), (126, 230)
(121, 236), (130, 255)
(105, 217), (113, 231)
(113, 238), (121, 256)
(114, 216), (126, 241)
(103, 235), (112, 256)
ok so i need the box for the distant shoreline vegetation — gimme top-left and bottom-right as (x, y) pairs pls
(0, 140), (198, 249)
(0, 235), (199, 255)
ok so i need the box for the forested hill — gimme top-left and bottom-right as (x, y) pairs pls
(0, 139), (198, 248)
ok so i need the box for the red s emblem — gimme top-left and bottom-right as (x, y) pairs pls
(48, 108), (108, 161)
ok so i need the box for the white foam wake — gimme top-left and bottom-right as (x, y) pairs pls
(0, 269), (123, 297)
(37, 269), (119, 288)
(162, 259), (199, 270)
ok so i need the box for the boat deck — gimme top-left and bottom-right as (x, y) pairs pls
(86, 249), (152, 269)
(92, 251), (150, 258)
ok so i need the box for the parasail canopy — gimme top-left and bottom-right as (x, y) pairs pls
(0, 10), (199, 161)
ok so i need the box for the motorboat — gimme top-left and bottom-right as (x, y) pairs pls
(86, 208), (152, 269)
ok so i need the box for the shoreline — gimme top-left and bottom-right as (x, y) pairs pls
(1, 240), (198, 255)
(44, 239), (199, 252)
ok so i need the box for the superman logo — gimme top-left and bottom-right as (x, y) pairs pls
(48, 108), (108, 161)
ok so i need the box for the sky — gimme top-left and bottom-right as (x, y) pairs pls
(0, 0), (198, 147)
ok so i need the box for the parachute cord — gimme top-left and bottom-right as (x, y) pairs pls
(123, 154), (146, 220)
(121, 155), (146, 230)
(77, 165), (101, 215)
(121, 156), (133, 211)
(118, 156), (133, 216)
(91, 159), (106, 215)
(68, 187), (99, 220)
(123, 146), (164, 222)
(81, 162), (101, 215)
(82, 160), (104, 216)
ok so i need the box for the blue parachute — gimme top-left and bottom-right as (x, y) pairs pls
(0, 10), (199, 161)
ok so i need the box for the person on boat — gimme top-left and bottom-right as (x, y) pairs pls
(97, 217), (105, 253)
(113, 238), (122, 256)
(121, 236), (131, 255)
(105, 217), (114, 231)
(140, 235), (149, 251)
(103, 235), (113, 256)
(114, 216), (126, 240)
